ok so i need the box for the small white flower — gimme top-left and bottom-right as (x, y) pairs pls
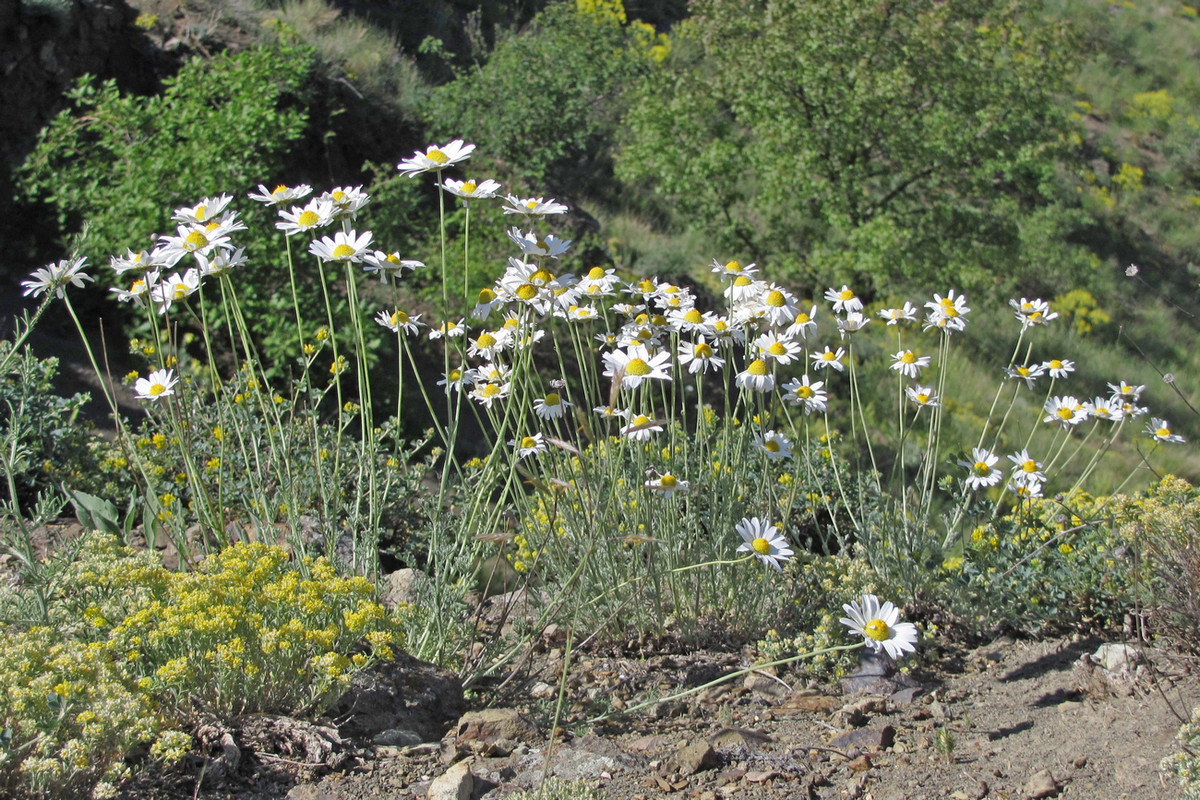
(1108, 381), (1145, 402)
(1041, 358), (1074, 380)
(1010, 297), (1058, 329)
(621, 414), (663, 441)
(782, 375), (828, 414)
(510, 433), (547, 459)
(890, 350), (931, 379)
(248, 183), (312, 206)
(470, 381), (510, 409)
(840, 594), (918, 660)
(754, 332), (802, 365)
(645, 472), (690, 497)
(443, 177), (502, 200)
(785, 304), (819, 340)
(1147, 417), (1186, 444)
(320, 186), (370, 220)
(309, 230), (373, 263)
(603, 344), (673, 390)
(506, 227), (572, 259)
(754, 430), (793, 461)
(878, 302), (918, 325)
(825, 285), (863, 314)
(735, 359), (775, 392)
(905, 385), (940, 408)
(1043, 395), (1087, 428)
(437, 366), (476, 393)
(710, 258), (759, 280)
(375, 309), (423, 336)
(397, 139), (475, 176)
(275, 200), (335, 236)
(501, 194), (568, 216)
(959, 447), (1002, 490)
(134, 369), (178, 401)
(151, 268), (201, 314)
(678, 336), (725, 374)
(21, 257), (93, 299)
(810, 346), (846, 373)
(172, 194), (234, 225)
(533, 391), (573, 420)
(1005, 362), (1046, 390)
(735, 517), (793, 572)
(1007, 449), (1046, 483)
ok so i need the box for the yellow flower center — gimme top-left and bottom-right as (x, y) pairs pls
(476, 333), (496, 348)
(638, 279), (656, 293)
(714, 320), (729, 333)
(944, 306), (959, 318)
(748, 359), (769, 376)
(973, 461), (991, 475)
(822, 351), (837, 361)
(684, 309), (703, 324)
(520, 436), (537, 450)
(386, 253), (401, 264)
(332, 191), (346, 202)
(195, 204), (208, 220)
(767, 342), (787, 356)
(734, 276), (753, 287)
(149, 383), (166, 396)
(694, 343), (713, 359)
(796, 312), (810, 324)
(764, 440), (780, 452)
(172, 282), (188, 300)
(298, 210), (320, 227)
(1050, 359), (1063, 370)
(1158, 426), (1171, 437)
(796, 385), (813, 399)
(839, 289), (854, 301)
(725, 260), (742, 272)
(864, 619), (890, 642)
(1022, 460), (1038, 473)
(478, 288), (497, 303)
(1057, 407), (1074, 420)
(1017, 367), (1030, 377)
(916, 393), (930, 404)
(480, 384), (501, 398)
(449, 369), (462, 381)
(531, 269), (554, 285)
(765, 290), (785, 307)
(626, 358), (652, 376)
(272, 184), (288, 197)
(185, 231), (208, 250)
(544, 392), (561, 406)
(391, 311), (409, 325)
(516, 284), (539, 300)
(427, 148), (449, 165)
(660, 474), (677, 488)
(632, 414), (651, 426)
(332, 243), (356, 259)
(751, 537), (771, 555)
(900, 351), (917, 364)
(588, 266), (606, 279)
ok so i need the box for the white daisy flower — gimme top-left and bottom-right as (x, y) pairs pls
(1010, 297), (1058, 329)
(1043, 395), (1087, 428)
(21, 257), (93, 299)
(275, 200), (335, 236)
(905, 385), (940, 408)
(785, 304), (819, 340)
(710, 258), (759, 280)
(959, 447), (1002, 490)
(1041, 358), (1074, 380)
(533, 391), (573, 420)
(156, 224), (232, 265)
(375, 309), (423, 336)
(759, 283), (799, 326)
(397, 139), (475, 176)
(437, 366), (476, 394)
(645, 472), (689, 497)
(603, 344), (672, 390)
(593, 405), (631, 421)
(878, 302), (918, 325)
(109, 249), (167, 276)
(735, 359), (775, 392)
(362, 251), (424, 284)
(248, 183), (312, 206)
(735, 517), (793, 572)
(110, 270), (159, 305)
(428, 319), (467, 340)
(172, 194), (233, 225)
(1088, 396), (1124, 422)
(1147, 418), (1186, 444)
(890, 350), (931, 379)
(782, 375), (828, 414)
(621, 414), (663, 441)
(195, 247), (248, 279)
(840, 594), (919, 660)
(576, 266), (620, 297)
(723, 275), (764, 304)
(469, 381), (510, 409)
(443, 178), (502, 200)
(506, 227), (571, 259)
(825, 285), (863, 314)
(836, 311), (870, 339)
(754, 332), (802, 365)
(1005, 362), (1046, 390)
(810, 346), (846, 373)
(320, 186), (370, 220)
(1008, 477), (1044, 500)
(309, 229), (373, 263)
(501, 194), (568, 216)
(678, 336), (725, 374)
(1007, 449), (1046, 483)
(1108, 381), (1145, 402)
(754, 430), (794, 461)
(151, 268), (201, 314)
(471, 287), (504, 320)
(134, 369), (179, 402)
(467, 329), (511, 359)
(509, 433), (547, 459)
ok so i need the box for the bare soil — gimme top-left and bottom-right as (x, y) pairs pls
(130, 633), (1196, 800)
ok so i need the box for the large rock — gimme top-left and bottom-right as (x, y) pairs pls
(331, 650), (464, 744)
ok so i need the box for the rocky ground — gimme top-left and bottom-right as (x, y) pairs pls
(127, 625), (1196, 800)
